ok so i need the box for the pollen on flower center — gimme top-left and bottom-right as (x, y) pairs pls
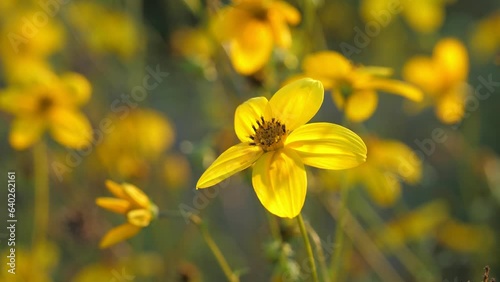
(249, 116), (287, 152)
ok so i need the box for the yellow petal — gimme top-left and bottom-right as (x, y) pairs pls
(211, 6), (252, 42)
(285, 122), (367, 170)
(269, 78), (324, 131)
(252, 148), (306, 218)
(434, 38), (469, 84)
(267, 8), (292, 48)
(370, 139), (422, 184)
(363, 78), (423, 102)
(303, 51), (352, 81)
(345, 90), (378, 123)
(60, 72), (92, 106)
(49, 108), (92, 149)
(127, 209), (152, 227)
(9, 117), (46, 150)
(105, 180), (127, 199)
(435, 89), (465, 124)
(361, 168), (402, 207)
(436, 220), (494, 253)
(230, 19), (273, 75)
(269, 1), (301, 25)
(403, 56), (441, 94)
(99, 223), (142, 249)
(122, 183), (151, 209)
(403, 0), (445, 33)
(96, 197), (131, 214)
(234, 97), (268, 142)
(197, 143), (263, 188)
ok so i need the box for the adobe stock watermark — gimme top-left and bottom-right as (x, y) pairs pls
(339, 0), (409, 59)
(178, 172), (232, 224)
(51, 65), (169, 181)
(8, 0), (71, 54)
(388, 73), (500, 185)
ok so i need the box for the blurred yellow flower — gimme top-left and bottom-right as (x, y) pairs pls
(0, 8), (65, 62)
(0, 241), (59, 282)
(291, 51), (423, 122)
(163, 153), (191, 189)
(96, 180), (158, 248)
(436, 220), (495, 253)
(212, 0), (300, 75)
(0, 69), (92, 150)
(97, 109), (175, 179)
(469, 11), (500, 64)
(376, 200), (449, 249)
(360, 0), (451, 34)
(324, 137), (422, 207)
(69, 2), (141, 59)
(403, 38), (469, 124)
(197, 78), (367, 218)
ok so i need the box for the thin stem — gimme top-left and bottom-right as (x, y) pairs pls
(297, 213), (319, 282)
(189, 215), (240, 282)
(33, 141), (49, 247)
(307, 222), (331, 282)
(329, 176), (349, 281)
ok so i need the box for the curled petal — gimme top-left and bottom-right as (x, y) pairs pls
(96, 197), (131, 214)
(362, 79), (423, 102)
(197, 143), (263, 188)
(127, 209), (153, 227)
(99, 223), (142, 249)
(105, 180), (127, 199)
(234, 97), (268, 142)
(252, 149), (306, 218)
(286, 122), (367, 170)
(269, 78), (324, 131)
(122, 183), (151, 209)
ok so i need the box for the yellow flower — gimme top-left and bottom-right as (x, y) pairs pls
(403, 38), (469, 124)
(376, 200), (449, 249)
(69, 2), (141, 59)
(469, 11), (500, 64)
(291, 51), (423, 122)
(96, 180), (158, 248)
(212, 0), (300, 75)
(323, 137), (422, 207)
(436, 220), (495, 253)
(96, 109), (175, 179)
(197, 78), (367, 218)
(0, 69), (92, 150)
(360, 0), (451, 34)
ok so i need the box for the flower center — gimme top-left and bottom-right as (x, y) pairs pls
(37, 95), (54, 114)
(250, 116), (287, 152)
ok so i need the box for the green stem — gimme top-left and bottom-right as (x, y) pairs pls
(330, 176), (349, 281)
(190, 215), (239, 282)
(33, 141), (49, 247)
(297, 213), (319, 282)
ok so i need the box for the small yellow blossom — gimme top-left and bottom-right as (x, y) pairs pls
(376, 200), (449, 249)
(360, 0), (451, 34)
(403, 38), (469, 124)
(212, 0), (301, 75)
(469, 11), (500, 64)
(97, 109), (175, 179)
(323, 137), (422, 207)
(0, 68), (92, 150)
(96, 180), (158, 248)
(291, 51), (423, 122)
(69, 2), (141, 59)
(197, 78), (367, 218)
(436, 220), (495, 253)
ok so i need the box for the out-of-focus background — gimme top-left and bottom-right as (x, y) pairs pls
(0, 0), (499, 281)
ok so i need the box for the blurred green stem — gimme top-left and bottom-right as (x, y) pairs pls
(33, 141), (49, 246)
(307, 222), (331, 282)
(189, 214), (240, 282)
(297, 213), (319, 282)
(329, 176), (348, 281)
